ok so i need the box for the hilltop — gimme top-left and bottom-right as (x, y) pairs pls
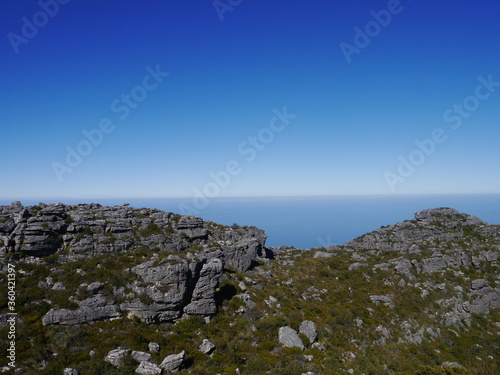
(0, 203), (499, 374)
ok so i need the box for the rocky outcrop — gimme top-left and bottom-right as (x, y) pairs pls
(343, 208), (500, 328)
(42, 295), (121, 325)
(344, 208), (499, 256)
(0, 202), (266, 273)
(184, 258), (224, 316)
(0, 202), (268, 325)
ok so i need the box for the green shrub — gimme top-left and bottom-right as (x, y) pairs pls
(139, 223), (163, 237)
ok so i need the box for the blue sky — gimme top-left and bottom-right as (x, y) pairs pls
(1, 0), (499, 199)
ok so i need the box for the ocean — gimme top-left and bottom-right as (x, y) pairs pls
(2, 195), (499, 249)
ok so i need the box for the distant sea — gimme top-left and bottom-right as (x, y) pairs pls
(2, 195), (499, 249)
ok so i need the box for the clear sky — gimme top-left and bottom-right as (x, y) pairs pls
(1, 0), (499, 199)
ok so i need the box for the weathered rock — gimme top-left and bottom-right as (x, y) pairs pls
(87, 282), (104, 294)
(442, 362), (466, 369)
(148, 342), (160, 352)
(135, 361), (162, 375)
(299, 320), (318, 344)
(471, 279), (487, 290)
(160, 350), (185, 372)
(314, 251), (333, 258)
(370, 295), (394, 309)
(52, 282), (66, 290)
(131, 350), (153, 363)
(63, 369), (79, 375)
(278, 326), (305, 350)
(42, 295), (121, 325)
(104, 348), (131, 367)
(198, 339), (216, 354)
(0, 203), (266, 266)
(184, 258), (224, 316)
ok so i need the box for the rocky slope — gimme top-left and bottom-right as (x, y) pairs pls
(0, 204), (498, 375)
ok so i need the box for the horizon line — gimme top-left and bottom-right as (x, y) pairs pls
(1, 193), (500, 202)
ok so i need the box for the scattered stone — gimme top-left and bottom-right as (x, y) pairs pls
(348, 262), (365, 270)
(131, 350), (153, 363)
(148, 342), (160, 353)
(87, 282), (104, 294)
(299, 320), (318, 344)
(314, 251), (333, 258)
(238, 281), (247, 292)
(135, 361), (162, 375)
(471, 279), (488, 290)
(312, 342), (326, 350)
(105, 348), (131, 367)
(278, 326), (304, 350)
(370, 295), (394, 308)
(160, 350), (185, 372)
(63, 369), (79, 375)
(198, 339), (216, 354)
(52, 282), (66, 290)
(442, 362), (466, 369)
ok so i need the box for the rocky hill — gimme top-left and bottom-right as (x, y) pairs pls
(0, 204), (498, 374)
